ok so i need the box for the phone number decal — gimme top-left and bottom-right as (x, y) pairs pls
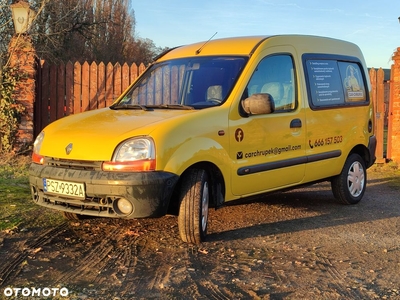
(309, 136), (343, 149)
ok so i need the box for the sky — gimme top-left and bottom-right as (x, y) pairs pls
(130, 0), (400, 68)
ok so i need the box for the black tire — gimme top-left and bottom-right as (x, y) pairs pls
(178, 169), (210, 244)
(62, 211), (87, 220)
(331, 153), (367, 205)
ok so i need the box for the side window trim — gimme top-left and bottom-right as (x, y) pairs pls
(302, 53), (369, 110)
(242, 53), (297, 114)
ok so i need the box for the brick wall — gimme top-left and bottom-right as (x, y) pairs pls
(390, 48), (400, 162)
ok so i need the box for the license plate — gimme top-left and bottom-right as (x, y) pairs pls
(43, 178), (85, 199)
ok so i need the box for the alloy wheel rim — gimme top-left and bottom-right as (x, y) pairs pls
(347, 161), (364, 197)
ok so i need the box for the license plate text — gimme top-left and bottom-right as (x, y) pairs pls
(43, 178), (85, 199)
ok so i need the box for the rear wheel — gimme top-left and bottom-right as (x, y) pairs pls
(331, 153), (366, 204)
(178, 169), (210, 244)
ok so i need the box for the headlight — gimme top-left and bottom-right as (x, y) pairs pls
(32, 131), (45, 164)
(102, 137), (156, 172)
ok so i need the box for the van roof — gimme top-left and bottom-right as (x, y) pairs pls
(157, 35), (362, 61)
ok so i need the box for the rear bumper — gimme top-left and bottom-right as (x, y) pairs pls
(29, 163), (179, 219)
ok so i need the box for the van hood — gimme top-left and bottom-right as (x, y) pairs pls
(39, 107), (195, 160)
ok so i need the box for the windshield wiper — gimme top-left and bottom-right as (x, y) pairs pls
(110, 104), (151, 111)
(147, 104), (194, 110)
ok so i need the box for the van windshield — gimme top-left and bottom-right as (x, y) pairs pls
(113, 56), (247, 109)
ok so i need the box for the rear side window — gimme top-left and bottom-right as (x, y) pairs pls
(303, 54), (368, 109)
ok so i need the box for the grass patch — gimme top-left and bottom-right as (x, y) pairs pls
(0, 154), (63, 232)
(369, 160), (400, 189)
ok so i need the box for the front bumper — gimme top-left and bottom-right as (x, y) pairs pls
(29, 163), (179, 219)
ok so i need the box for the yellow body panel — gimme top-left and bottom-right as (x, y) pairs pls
(159, 36), (269, 60)
(40, 107), (198, 161)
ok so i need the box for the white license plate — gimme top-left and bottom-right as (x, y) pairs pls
(43, 178), (85, 199)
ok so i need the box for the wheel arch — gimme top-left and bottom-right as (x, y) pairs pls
(349, 144), (372, 168)
(167, 161), (226, 215)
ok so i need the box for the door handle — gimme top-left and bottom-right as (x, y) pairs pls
(290, 119), (302, 128)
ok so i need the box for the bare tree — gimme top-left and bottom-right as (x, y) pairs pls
(89, 0), (136, 62)
(126, 37), (168, 65)
(1, 0), (164, 65)
(31, 0), (135, 63)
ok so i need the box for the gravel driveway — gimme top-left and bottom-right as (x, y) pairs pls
(0, 168), (399, 299)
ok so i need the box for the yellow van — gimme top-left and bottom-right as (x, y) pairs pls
(29, 35), (376, 244)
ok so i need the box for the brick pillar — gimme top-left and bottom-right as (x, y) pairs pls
(390, 48), (400, 163)
(8, 34), (36, 153)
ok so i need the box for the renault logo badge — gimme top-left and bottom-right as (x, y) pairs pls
(65, 143), (73, 155)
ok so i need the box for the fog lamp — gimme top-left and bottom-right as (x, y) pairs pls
(114, 198), (133, 215)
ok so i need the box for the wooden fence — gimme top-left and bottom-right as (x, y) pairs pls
(34, 62), (391, 161)
(369, 68), (388, 163)
(34, 61), (146, 137)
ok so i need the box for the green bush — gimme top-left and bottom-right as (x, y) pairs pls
(0, 64), (25, 154)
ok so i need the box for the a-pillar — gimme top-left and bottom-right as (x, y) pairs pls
(8, 34), (36, 153)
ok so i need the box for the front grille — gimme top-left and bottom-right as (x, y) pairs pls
(40, 192), (119, 217)
(45, 157), (103, 171)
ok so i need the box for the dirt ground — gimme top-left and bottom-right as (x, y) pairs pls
(0, 170), (399, 300)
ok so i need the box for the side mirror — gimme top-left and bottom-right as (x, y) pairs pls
(241, 93), (275, 116)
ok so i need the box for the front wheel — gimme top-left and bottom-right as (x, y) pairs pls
(331, 153), (367, 205)
(62, 211), (87, 220)
(178, 169), (210, 244)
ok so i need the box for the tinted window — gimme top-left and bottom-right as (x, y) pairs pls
(304, 54), (368, 108)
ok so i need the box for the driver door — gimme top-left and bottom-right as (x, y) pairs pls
(229, 50), (306, 196)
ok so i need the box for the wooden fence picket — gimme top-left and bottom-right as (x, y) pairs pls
(369, 68), (386, 163)
(65, 61), (74, 116)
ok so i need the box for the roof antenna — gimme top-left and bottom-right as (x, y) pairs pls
(196, 32), (218, 55)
